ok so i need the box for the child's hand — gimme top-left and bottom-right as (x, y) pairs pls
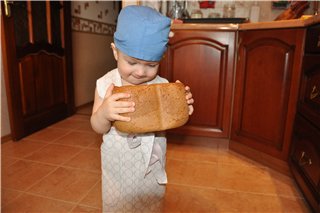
(101, 84), (135, 122)
(185, 85), (194, 115)
(176, 80), (194, 115)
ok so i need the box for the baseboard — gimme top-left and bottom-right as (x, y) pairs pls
(76, 101), (93, 115)
(167, 132), (229, 148)
(229, 139), (291, 177)
(1, 134), (12, 143)
(76, 101), (93, 110)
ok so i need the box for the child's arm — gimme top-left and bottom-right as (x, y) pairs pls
(90, 84), (135, 134)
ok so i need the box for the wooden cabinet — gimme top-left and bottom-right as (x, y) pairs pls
(160, 23), (320, 211)
(229, 28), (305, 173)
(290, 114), (320, 213)
(290, 24), (320, 213)
(160, 29), (236, 138)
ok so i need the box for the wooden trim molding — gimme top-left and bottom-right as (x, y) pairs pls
(1, 134), (12, 143)
(27, 1), (34, 43)
(229, 139), (291, 176)
(46, 0), (52, 44)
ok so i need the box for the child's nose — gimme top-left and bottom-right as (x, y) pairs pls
(135, 66), (146, 77)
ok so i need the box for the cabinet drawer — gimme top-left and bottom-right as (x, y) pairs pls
(299, 55), (320, 128)
(305, 24), (320, 53)
(291, 114), (320, 189)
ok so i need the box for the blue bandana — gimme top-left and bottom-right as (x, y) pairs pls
(114, 6), (171, 62)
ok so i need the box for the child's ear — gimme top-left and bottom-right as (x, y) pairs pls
(111, 43), (118, 61)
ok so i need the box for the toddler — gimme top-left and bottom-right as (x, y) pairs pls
(90, 5), (194, 212)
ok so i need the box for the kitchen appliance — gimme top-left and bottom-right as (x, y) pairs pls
(168, 0), (189, 19)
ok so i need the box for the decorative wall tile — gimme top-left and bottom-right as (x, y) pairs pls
(71, 1), (118, 35)
(71, 1), (119, 24)
(72, 16), (115, 36)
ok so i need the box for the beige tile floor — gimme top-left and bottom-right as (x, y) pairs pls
(1, 113), (312, 213)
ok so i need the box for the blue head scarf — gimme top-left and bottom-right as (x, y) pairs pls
(114, 6), (171, 62)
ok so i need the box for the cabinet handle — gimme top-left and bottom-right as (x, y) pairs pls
(310, 85), (319, 100)
(3, 0), (13, 18)
(299, 151), (312, 166)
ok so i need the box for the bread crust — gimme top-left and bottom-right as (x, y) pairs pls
(112, 83), (189, 133)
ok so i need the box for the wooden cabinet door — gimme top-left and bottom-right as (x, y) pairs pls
(230, 29), (305, 160)
(160, 30), (236, 138)
(1, 1), (74, 140)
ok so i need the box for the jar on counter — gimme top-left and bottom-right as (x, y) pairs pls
(191, 9), (203, 19)
(223, 3), (235, 18)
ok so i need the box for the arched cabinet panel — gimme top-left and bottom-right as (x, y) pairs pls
(236, 38), (294, 149)
(160, 30), (236, 137)
(230, 28), (305, 161)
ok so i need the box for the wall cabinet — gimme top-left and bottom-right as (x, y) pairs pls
(229, 28), (305, 172)
(160, 29), (236, 138)
(289, 24), (320, 213)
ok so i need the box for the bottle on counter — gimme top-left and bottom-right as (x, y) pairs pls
(191, 9), (203, 19)
(250, 1), (260, 22)
(223, 2), (235, 18)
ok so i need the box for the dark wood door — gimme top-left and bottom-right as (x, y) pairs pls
(160, 30), (236, 138)
(1, 1), (74, 140)
(230, 28), (305, 160)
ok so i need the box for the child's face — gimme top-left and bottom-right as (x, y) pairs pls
(112, 43), (159, 85)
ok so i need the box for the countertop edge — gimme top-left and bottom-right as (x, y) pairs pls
(239, 15), (320, 30)
(171, 14), (320, 31)
(171, 23), (239, 31)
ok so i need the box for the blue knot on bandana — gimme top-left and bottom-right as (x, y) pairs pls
(114, 6), (171, 62)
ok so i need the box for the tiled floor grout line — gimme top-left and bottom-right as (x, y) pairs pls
(3, 157), (101, 174)
(74, 128), (97, 133)
(24, 128), (74, 144)
(2, 142), (53, 162)
(17, 142), (84, 163)
(1, 113), (311, 212)
(167, 182), (306, 200)
(68, 204), (101, 213)
(4, 147), (85, 193)
(24, 165), (61, 192)
(6, 164), (101, 210)
(5, 157), (303, 201)
(2, 189), (101, 212)
(6, 139), (52, 144)
(70, 178), (102, 212)
(22, 191), (79, 206)
(166, 157), (218, 165)
(0, 188), (25, 209)
(48, 141), (97, 149)
(58, 164), (101, 174)
(166, 156), (269, 169)
(2, 141), (97, 165)
(0, 188), (91, 211)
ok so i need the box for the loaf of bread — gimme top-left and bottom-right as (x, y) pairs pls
(112, 82), (189, 133)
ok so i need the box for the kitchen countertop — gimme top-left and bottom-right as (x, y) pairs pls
(171, 14), (320, 31)
(239, 14), (320, 30)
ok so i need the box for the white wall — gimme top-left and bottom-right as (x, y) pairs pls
(71, 1), (119, 107)
(72, 33), (116, 106)
(1, 50), (11, 137)
(141, 1), (315, 22)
